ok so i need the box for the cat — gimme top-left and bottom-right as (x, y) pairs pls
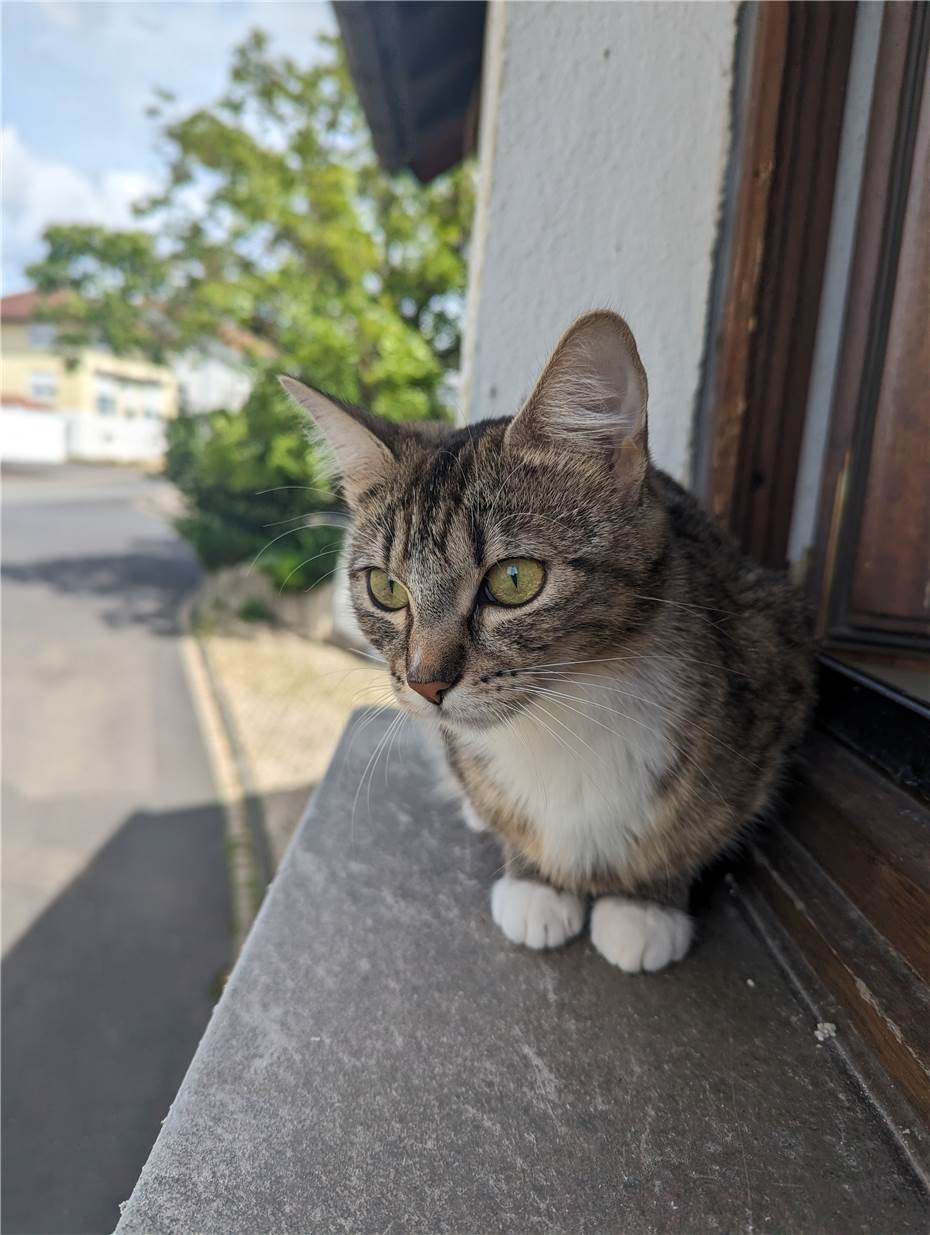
(281, 310), (814, 973)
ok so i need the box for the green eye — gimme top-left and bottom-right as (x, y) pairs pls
(367, 569), (409, 611)
(483, 558), (546, 606)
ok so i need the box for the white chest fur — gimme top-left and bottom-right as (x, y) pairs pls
(463, 666), (674, 880)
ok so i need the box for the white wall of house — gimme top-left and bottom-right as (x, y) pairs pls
(461, 0), (739, 483)
(1, 407), (68, 464)
(65, 412), (166, 463)
(1, 407), (166, 464)
(173, 348), (253, 415)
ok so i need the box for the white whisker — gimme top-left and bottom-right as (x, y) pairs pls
(528, 671), (761, 771)
(520, 652), (752, 680)
(300, 561), (344, 592)
(352, 710), (402, 843)
(247, 524), (307, 573)
(630, 592), (741, 620)
(366, 711), (405, 826)
(255, 484), (331, 496)
(275, 544), (341, 592)
(263, 511), (314, 529)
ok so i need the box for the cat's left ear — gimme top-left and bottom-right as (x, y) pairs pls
(278, 376), (400, 504)
(506, 310), (649, 498)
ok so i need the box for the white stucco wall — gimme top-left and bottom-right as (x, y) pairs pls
(461, 0), (739, 482)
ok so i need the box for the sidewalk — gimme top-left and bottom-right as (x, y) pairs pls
(199, 626), (390, 866)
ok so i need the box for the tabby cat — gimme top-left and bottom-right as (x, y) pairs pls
(281, 311), (814, 973)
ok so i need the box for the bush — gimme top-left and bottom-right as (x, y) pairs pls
(237, 598), (276, 624)
(165, 373), (344, 592)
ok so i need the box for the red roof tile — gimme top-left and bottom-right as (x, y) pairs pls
(1, 289), (67, 320)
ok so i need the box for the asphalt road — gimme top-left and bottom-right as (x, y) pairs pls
(2, 464), (230, 1234)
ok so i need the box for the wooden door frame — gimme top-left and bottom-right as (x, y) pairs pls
(698, 1), (930, 1148)
(697, 0), (857, 568)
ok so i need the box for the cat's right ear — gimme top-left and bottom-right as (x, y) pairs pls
(278, 377), (397, 504)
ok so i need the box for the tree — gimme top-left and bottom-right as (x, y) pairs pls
(28, 30), (473, 588)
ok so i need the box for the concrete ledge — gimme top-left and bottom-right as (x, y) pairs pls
(117, 713), (928, 1233)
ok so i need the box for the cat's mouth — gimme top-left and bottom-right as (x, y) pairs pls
(392, 676), (530, 731)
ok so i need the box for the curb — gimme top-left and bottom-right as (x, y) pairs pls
(195, 628), (275, 889)
(177, 592), (268, 955)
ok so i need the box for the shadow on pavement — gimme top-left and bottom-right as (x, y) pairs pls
(1, 536), (202, 637)
(2, 799), (230, 1235)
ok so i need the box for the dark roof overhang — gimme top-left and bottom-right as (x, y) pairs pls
(334, 1), (486, 183)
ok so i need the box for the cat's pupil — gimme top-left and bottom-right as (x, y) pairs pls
(507, 565), (519, 589)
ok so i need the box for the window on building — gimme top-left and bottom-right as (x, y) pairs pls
(29, 371), (58, 404)
(28, 322), (57, 350)
(142, 382), (164, 419)
(94, 374), (118, 416)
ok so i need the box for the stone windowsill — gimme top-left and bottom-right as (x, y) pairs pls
(116, 712), (929, 1233)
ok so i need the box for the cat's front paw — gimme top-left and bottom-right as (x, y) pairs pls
(590, 897), (692, 973)
(491, 877), (585, 950)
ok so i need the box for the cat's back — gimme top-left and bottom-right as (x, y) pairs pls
(653, 467), (815, 741)
(655, 468), (809, 627)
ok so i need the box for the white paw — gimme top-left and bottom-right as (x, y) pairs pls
(590, 897), (693, 973)
(461, 799), (489, 833)
(491, 877), (585, 950)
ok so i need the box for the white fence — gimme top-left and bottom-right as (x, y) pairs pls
(0, 407), (69, 464)
(1, 408), (167, 465)
(65, 413), (166, 463)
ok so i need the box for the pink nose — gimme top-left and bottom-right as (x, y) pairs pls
(408, 679), (454, 706)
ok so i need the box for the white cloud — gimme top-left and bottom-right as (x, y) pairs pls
(1, 126), (156, 291)
(2, 2), (335, 292)
(32, 1), (85, 31)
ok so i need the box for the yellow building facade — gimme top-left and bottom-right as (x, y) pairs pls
(1, 292), (179, 420)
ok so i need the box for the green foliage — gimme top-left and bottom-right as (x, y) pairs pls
(164, 376), (343, 590)
(30, 226), (176, 363)
(237, 598), (276, 624)
(28, 28), (474, 586)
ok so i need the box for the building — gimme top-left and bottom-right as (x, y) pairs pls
(0, 290), (266, 462)
(1, 289), (179, 422)
(172, 326), (270, 416)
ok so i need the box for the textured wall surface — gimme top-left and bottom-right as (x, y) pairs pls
(461, 1), (738, 482)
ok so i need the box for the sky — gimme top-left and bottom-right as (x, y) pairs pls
(2, 1), (335, 293)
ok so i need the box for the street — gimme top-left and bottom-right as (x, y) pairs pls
(2, 464), (230, 1234)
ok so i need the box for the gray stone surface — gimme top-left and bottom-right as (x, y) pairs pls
(118, 714), (929, 1234)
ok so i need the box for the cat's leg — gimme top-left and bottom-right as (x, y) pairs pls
(491, 846), (585, 950)
(590, 878), (693, 974)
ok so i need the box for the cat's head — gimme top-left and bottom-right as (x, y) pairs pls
(281, 311), (668, 731)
